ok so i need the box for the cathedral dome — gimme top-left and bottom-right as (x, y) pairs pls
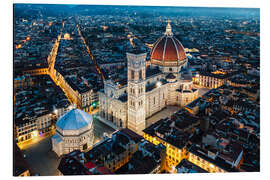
(150, 21), (187, 67)
(56, 109), (93, 131)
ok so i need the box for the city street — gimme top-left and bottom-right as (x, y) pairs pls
(77, 25), (105, 80)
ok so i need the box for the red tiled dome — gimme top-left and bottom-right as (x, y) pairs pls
(150, 21), (187, 67)
(151, 35), (186, 65)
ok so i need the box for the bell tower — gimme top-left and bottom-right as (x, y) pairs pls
(127, 52), (146, 135)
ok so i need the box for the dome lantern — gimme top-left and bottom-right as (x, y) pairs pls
(165, 20), (173, 36)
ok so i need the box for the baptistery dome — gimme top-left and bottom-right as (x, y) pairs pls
(56, 108), (93, 131)
(52, 108), (94, 156)
(150, 21), (187, 69)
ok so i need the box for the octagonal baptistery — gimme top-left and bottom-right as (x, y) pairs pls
(52, 109), (94, 156)
(150, 21), (188, 74)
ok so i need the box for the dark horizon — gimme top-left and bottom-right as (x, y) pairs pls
(14, 3), (259, 19)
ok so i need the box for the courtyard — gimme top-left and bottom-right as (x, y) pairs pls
(146, 106), (181, 127)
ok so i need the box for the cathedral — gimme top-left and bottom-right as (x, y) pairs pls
(98, 21), (198, 135)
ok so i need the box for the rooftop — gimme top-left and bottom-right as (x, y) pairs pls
(56, 109), (93, 130)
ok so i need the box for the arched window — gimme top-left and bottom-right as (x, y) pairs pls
(120, 120), (122, 127)
(131, 70), (134, 80)
(139, 70), (142, 80)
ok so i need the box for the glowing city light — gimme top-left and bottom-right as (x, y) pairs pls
(156, 81), (162, 87)
(32, 131), (38, 138)
(68, 105), (73, 110)
(16, 44), (22, 49)
(64, 33), (71, 40)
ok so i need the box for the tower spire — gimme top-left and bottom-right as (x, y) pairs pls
(165, 20), (173, 36)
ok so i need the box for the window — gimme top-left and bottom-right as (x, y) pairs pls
(83, 143), (88, 150)
(120, 120), (122, 128)
(131, 70), (134, 80)
(169, 68), (172, 71)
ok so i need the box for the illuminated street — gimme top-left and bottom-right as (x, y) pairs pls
(77, 25), (105, 80)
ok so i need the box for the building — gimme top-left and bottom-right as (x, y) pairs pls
(143, 109), (200, 170)
(99, 21), (198, 135)
(13, 143), (31, 176)
(150, 20), (188, 74)
(194, 72), (227, 89)
(115, 139), (166, 174)
(84, 128), (143, 172)
(14, 74), (34, 90)
(15, 116), (38, 143)
(54, 68), (99, 112)
(36, 112), (55, 135)
(52, 108), (94, 156)
(14, 75), (71, 145)
(176, 159), (208, 173)
(57, 149), (113, 175)
(23, 67), (49, 76)
(58, 129), (166, 175)
(187, 143), (242, 173)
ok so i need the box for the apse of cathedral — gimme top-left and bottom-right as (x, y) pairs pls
(98, 21), (198, 135)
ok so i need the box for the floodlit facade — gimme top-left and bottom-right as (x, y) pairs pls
(99, 22), (198, 135)
(52, 108), (94, 156)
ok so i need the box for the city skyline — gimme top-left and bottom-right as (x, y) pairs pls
(13, 3), (260, 176)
